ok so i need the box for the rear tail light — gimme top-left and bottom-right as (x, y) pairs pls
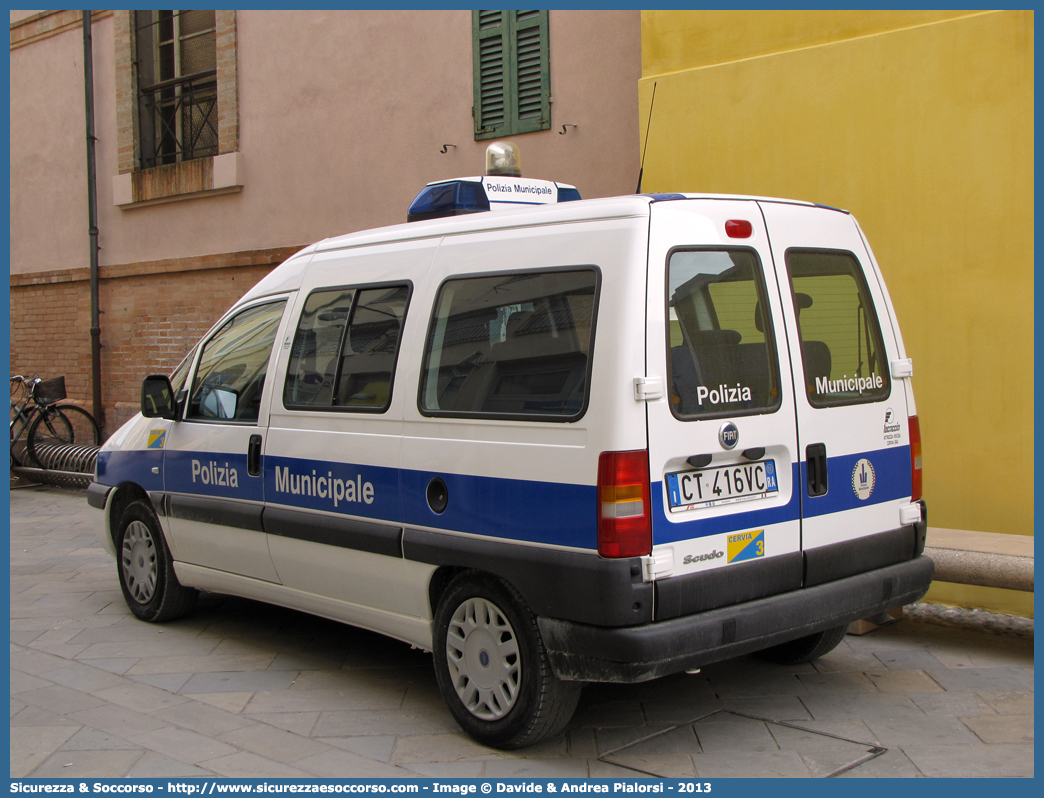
(597, 450), (652, 558)
(909, 415), (922, 501)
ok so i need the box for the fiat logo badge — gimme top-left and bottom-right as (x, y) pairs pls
(718, 422), (739, 450)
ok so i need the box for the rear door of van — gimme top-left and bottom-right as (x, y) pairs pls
(758, 202), (914, 585)
(645, 199), (803, 620)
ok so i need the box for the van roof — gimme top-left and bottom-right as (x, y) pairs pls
(240, 192), (830, 303)
(316, 195), (655, 253)
(314, 192), (830, 253)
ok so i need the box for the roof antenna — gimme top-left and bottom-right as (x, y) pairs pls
(636, 81), (658, 194)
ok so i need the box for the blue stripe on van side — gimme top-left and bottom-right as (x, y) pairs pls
(166, 450), (263, 502)
(800, 445), (912, 518)
(97, 445), (910, 553)
(95, 449), (164, 493)
(399, 468), (597, 550)
(263, 456), (597, 549)
(264, 455), (400, 523)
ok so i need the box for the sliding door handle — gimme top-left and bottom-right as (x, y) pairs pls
(248, 434), (262, 477)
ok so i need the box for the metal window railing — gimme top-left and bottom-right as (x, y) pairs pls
(138, 69), (218, 169)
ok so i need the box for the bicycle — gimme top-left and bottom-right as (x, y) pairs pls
(10, 375), (101, 469)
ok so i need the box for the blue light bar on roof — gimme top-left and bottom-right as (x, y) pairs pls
(407, 180), (489, 223)
(407, 176), (581, 223)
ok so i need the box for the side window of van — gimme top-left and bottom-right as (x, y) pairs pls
(667, 249), (782, 419)
(186, 300), (287, 423)
(283, 284), (410, 412)
(420, 269), (598, 420)
(785, 249), (890, 406)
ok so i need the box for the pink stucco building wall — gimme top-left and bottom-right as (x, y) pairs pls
(9, 10), (640, 430)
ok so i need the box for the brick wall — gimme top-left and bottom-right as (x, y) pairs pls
(113, 10), (137, 174)
(10, 246), (301, 438)
(215, 10), (239, 155)
(9, 280), (93, 411)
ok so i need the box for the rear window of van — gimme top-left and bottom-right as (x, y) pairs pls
(419, 268), (598, 421)
(785, 249), (890, 407)
(667, 249), (782, 420)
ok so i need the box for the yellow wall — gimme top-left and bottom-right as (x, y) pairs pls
(639, 11), (1034, 546)
(640, 11), (1034, 616)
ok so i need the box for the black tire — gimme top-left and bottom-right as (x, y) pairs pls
(11, 407), (37, 467)
(26, 405), (101, 468)
(115, 500), (197, 622)
(432, 572), (582, 749)
(754, 624), (849, 665)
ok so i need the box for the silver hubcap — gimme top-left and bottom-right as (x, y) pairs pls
(446, 597), (521, 720)
(121, 520), (157, 604)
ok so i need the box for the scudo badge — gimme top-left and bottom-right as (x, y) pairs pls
(718, 422), (739, 450)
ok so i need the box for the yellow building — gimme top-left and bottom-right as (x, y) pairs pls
(639, 11), (1033, 615)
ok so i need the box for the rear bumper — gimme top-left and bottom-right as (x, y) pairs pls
(538, 554), (933, 683)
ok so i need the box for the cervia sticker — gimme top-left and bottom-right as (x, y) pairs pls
(852, 459), (876, 500)
(728, 529), (765, 563)
(147, 430), (166, 449)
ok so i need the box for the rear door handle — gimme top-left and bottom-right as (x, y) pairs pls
(806, 443), (828, 497)
(248, 434), (262, 477)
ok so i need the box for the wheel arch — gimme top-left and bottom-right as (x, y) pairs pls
(107, 482), (160, 546)
(427, 565), (471, 620)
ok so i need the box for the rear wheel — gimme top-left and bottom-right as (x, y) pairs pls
(26, 405), (100, 468)
(432, 572), (581, 749)
(116, 500), (197, 622)
(754, 624), (849, 665)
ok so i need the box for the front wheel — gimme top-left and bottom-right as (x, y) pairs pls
(432, 573), (581, 749)
(116, 500), (197, 622)
(754, 624), (849, 665)
(26, 405), (100, 468)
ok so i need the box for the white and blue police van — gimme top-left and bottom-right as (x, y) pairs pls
(89, 142), (931, 749)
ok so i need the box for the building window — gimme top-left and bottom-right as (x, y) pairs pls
(472, 10), (550, 141)
(135, 10), (218, 168)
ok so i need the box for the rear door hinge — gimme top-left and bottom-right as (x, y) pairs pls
(642, 547), (674, 581)
(634, 376), (664, 402)
(890, 358), (913, 379)
(899, 503), (922, 526)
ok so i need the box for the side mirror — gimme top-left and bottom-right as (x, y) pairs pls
(141, 375), (177, 419)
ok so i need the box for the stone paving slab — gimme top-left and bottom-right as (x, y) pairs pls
(8, 487), (1036, 778)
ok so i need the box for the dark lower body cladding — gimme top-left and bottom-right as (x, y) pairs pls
(539, 555), (934, 683)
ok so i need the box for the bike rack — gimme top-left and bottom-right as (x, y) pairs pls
(11, 442), (99, 489)
(30, 441), (99, 473)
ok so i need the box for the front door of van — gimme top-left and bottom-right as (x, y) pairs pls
(162, 298), (291, 582)
(759, 202), (912, 578)
(645, 199), (802, 602)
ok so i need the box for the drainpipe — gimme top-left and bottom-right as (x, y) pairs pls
(82, 10), (104, 430)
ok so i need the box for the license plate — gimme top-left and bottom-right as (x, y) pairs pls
(666, 460), (778, 511)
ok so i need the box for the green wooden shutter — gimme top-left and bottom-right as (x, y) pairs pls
(510, 11), (550, 135)
(473, 10), (550, 140)
(473, 10), (506, 139)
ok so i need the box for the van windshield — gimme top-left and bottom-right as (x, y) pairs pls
(667, 249), (781, 419)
